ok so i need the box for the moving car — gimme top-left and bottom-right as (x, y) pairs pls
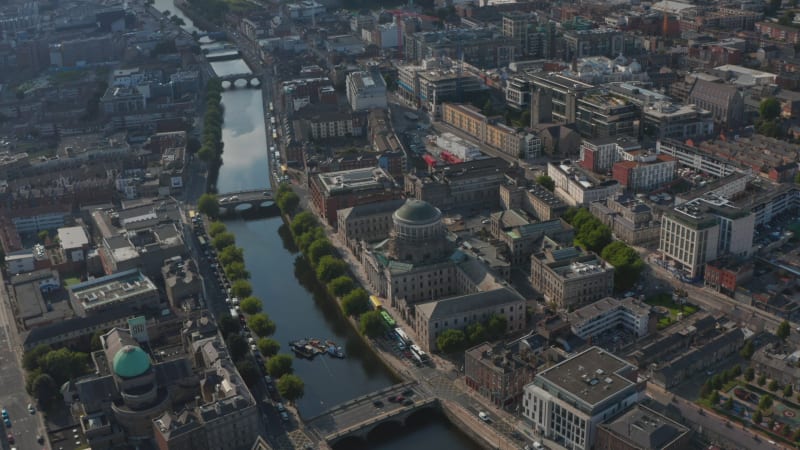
(478, 411), (490, 422)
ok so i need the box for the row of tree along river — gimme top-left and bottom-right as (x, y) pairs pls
(162, 8), (481, 446)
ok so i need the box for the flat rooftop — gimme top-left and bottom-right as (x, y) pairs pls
(600, 404), (690, 449)
(58, 226), (89, 250)
(71, 269), (157, 311)
(317, 167), (394, 194)
(535, 346), (637, 410)
(569, 297), (650, 326)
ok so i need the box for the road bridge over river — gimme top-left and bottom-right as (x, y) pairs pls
(217, 189), (274, 215)
(304, 381), (438, 446)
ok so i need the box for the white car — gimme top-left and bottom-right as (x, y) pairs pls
(478, 411), (490, 422)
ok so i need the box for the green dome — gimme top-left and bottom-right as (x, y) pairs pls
(394, 200), (440, 224)
(113, 345), (151, 378)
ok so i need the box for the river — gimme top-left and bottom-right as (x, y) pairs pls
(161, 4), (480, 442)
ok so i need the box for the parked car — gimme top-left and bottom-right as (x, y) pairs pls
(280, 411), (290, 422)
(275, 402), (286, 413)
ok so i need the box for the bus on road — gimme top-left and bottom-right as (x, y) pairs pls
(381, 311), (395, 328)
(395, 327), (411, 345)
(410, 344), (430, 364)
(370, 296), (382, 310)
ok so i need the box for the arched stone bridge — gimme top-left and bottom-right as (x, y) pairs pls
(304, 381), (439, 446)
(217, 189), (274, 215)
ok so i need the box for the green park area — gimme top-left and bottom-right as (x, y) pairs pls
(644, 293), (698, 329)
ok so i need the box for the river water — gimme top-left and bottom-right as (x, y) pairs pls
(164, 5), (480, 441)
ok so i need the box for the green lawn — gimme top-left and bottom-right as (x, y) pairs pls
(647, 293), (698, 329)
(64, 277), (82, 287)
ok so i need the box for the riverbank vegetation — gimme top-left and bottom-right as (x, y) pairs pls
(197, 78), (224, 192)
(203, 220), (304, 402)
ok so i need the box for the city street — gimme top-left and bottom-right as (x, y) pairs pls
(0, 272), (47, 450)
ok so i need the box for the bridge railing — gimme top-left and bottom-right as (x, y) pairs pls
(323, 397), (437, 442)
(305, 381), (418, 422)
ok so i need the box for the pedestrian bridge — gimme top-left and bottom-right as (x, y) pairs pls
(304, 381), (438, 446)
(217, 189), (274, 215)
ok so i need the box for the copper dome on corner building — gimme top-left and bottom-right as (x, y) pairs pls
(112, 345), (151, 378)
(393, 199), (441, 224)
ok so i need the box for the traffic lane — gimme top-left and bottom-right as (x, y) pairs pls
(669, 398), (779, 450)
(0, 319), (40, 450)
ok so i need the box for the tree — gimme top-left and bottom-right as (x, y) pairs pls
(31, 373), (57, 410)
(218, 246), (244, 266)
(224, 261), (250, 281)
(745, 366), (755, 382)
(753, 409), (763, 424)
(732, 365), (742, 377)
(709, 390), (720, 404)
(276, 191), (300, 214)
(601, 241), (645, 292)
(342, 288), (370, 316)
(37, 230), (49, 244)
(226, 333), (248, 362)
(316, 255), (349, 282)
(792, 427), (800, 442)
(724, 396), (734, 410)
(359, 311), (386, 338)
(236, 359), (261, 387)
(768, 379), (779, 391)
(437, 329), (467, 354)
(267, 354), (293, 378)
(197, 193), (219, 218)
(577, 226), (612, 253)
(308, 239), (335, 266)
(785, 385), (794, 398)
(290, 212), (318, 236)
(758, 374), (767, 386)
(212, 231), (236, 251)
(486, 314), (507, 340)
(777, 320), (791, 341)
(257, 338), (281, 357)
(23, 344), (52, 371)
(466, 322), (488, 345)
(240, 296), (263, 315)
(218, 315), (241, 338)
(759, 394), (773, 410)
(40, 348), (89, 384)
(741, 340), (755, 359)
(208, 221), (227, 238)
(700, 380), (713, 398)
(536, 175), (555, 191)
(277, 374), (305, 404)
(759, 97), (781, 121)
(328, 276), (355, 297)
(711, 374), (722, 390)
(231, 279), (253, 298)
(248, 313), (276, 337)
(297, 227), (325, 253)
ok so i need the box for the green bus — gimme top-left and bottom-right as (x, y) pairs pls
(381, 311), (396, 327)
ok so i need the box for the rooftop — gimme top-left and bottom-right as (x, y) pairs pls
(58, 226), (89, 250)
(394, 200), (441, 224)
(600, 404), (691, 449)
(316, 167), (394, 194)
(70, 269), (157, 312)
(569, 297), (651, 327)
(534, 346), (638, 411)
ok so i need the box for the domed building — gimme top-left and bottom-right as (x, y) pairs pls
(387, 200), (452, 264)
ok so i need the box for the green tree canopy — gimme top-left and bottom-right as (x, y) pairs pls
(218, 315), (241, 338)
(437, 329), (467, 354)
(753, 409), (763, 424)
(208, 221), (226, 238)
(777, 320), (791, 341)
(39, 348), (89, 384)
(257, 338), (281, 358)
(198, 193), (219, 218)
(740, 340), (755, 359)
(785, 385), (794, 398)
(297, 227), (325, 253)
(316, 255), (349, 282)
(248, 313), (276, 337)
(212, 231), (236, 251)
(759, 97), (781, 121)
(239, 296), (263, 315)
(23, 344), (52, 371)
(359, 310), (386, 338)
(709, 390), (720, 404)
(328, 276), (355, 297)
(466, 322), (488, 345)
(342, 288), (370, 316)
(224, 261), (250, 281)
(290, 212), (318, 236)
(235, 359), (261, 387)
(768, 379), (779, 391)
(276, 190), (300, 214)
(267, 354), (293, 378)
(38, 230), (49, 244)
(277, 374), (305, 404)
(536, 175), (555, 191)
(744, 366), (755, 381)
(308, 239), (336, 266)
(31, 373), (57, 410)
(758, 374), (767, 386)
(486, 314), (507, 340)
(218, 246), (244, 266)
(601, 241), (644, 292)
(231, 279), (253, 298)
(226, 333), (248, 362)
(759, 394), (773, 410)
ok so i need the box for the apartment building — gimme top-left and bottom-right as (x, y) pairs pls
(568, 297), (653, 341)
(465, 340), (537, 408)
(530, 73), (593, 124)
(656, 139), (740, 178)
(396, 59), (483, 110)
(576, 93), (639, 139)
(658, 196), (754, 279)
(547, 162), (621, 206)
(564, 28), (624, 59)
(403, 28), (517, 69)
(490, 212), (573, 267)
(530, 239), (615, 309)
(441, 103), (541, 159)
(292, 105), (367, 140)
(524, 184), (568, 221)
(612, 153), (676, 193)
(309, 166), (402, 226)
(346, 70), (387, 111)
(755, 22), (800, 45)
(523, 347), (643, 450)
(579, 136), (642, 173)
(590, 195), (660, 247)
